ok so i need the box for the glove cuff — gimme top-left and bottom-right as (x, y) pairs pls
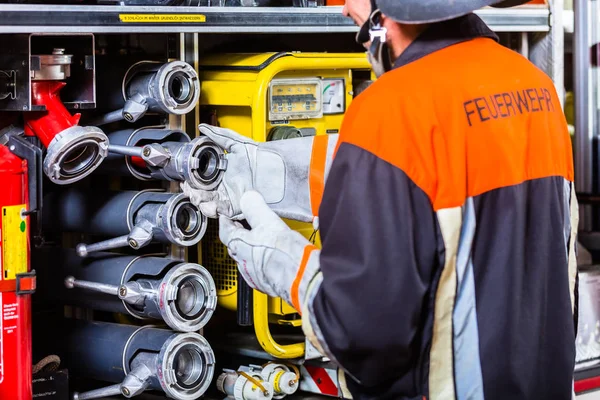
(289, 244), (320, 312)
(255, 135), (338, 223)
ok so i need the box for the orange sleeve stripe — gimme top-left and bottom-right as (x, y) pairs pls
(291, 244), (319, 313)
(309, 135), (329, 216)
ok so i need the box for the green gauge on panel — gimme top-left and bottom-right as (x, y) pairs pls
(268, 78), (323, 121)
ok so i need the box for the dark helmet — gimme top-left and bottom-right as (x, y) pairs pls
(356, 0), (532, 77)
(376, 0), (532, 24)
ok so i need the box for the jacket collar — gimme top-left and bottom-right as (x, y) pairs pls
(393, 13), (499, 69)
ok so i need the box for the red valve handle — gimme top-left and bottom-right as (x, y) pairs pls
(23, 81), (81, 148)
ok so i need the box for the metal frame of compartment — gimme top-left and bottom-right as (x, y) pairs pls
(0, 2), (567, 400)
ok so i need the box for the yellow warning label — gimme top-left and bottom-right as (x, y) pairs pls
(119, 14), (206, 23)
(2, 205), (27, 281)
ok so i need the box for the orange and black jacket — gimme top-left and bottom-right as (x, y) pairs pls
(301, 13), (578, 400)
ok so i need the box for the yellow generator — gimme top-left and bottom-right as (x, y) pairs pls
(198, 52), (373, 359)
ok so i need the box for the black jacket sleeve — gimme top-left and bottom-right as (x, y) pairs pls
(305, 141), (442, 399)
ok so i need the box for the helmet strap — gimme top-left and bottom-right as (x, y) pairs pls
(367, 10), (393, 77)
(356, 4), (393, 77)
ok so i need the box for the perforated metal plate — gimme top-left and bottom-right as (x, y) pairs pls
(201, 218), (237, 294)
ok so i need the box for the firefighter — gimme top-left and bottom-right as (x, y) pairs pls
(183, 0), (578, 398)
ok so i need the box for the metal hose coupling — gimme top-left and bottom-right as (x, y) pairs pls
(103, 126), (189, 180)
(24, 49), (108, 185)
(217, 363), (299, 400)
(182, 136), (228, 190)
(61, 252), (217, 332)
(43, 125), (108, 185)
(158, 262), (217, 332)
(67, 321), (215, 400)
(258, 363), (300, 399)
(75, 192), (207, 256)
(217, 367), (274, 400)
(89, 61), (200, 126)
(124, 60), (199, 117)
(105, 128), (227, 190)
(157, 332), (215, 400)
(43, 189), (207, 256)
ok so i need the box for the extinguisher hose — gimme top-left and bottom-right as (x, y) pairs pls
(32, 355), (61, 375)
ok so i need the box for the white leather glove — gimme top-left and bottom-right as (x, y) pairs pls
(182, 124), (256, 220)
(219, 190), (320, 310)
(182, 123), (337, 223)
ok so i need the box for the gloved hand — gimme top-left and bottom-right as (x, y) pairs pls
(219, 190), (320, 310)
(182, 123), (338, 223)
(182, 124), (257, 220)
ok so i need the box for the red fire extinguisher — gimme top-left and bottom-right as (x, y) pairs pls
(0, 138), (37, 399)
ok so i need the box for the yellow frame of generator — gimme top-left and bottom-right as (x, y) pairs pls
(198, 52), (372, 359)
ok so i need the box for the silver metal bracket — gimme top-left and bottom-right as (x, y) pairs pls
(122, 93), (149, 123)
(75, 222), (154, 257)
(64, 276), (147, 307)
(71, 363), (153, 400)
(108, 143), (171, 167)
(86, 93), (148, 127)
(72, 384), (122, 400)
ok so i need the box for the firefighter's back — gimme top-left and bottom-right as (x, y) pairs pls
(359, 35), (576, 399)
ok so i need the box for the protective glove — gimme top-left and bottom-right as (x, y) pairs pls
(219, 190), (320, 311)
(182, 123), (337, 223)
(182, 124), (256, 220)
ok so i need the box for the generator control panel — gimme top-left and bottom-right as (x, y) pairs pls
(198, 52), (373, 143)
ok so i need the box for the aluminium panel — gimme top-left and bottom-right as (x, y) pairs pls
(0, 5), (550, 34)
